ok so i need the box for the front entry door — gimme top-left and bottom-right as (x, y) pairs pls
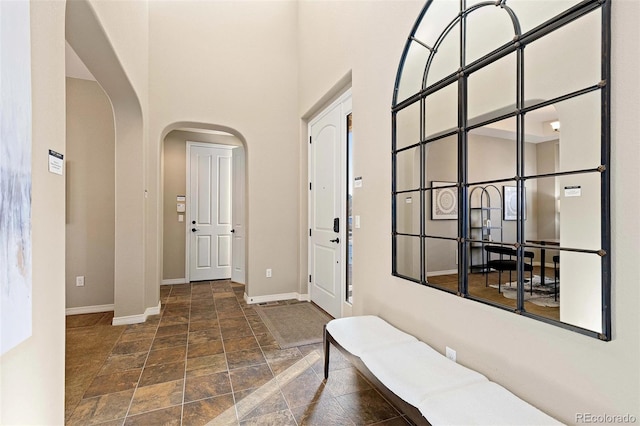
(189, 144), (233, 281)
(309, 91), (351, 318)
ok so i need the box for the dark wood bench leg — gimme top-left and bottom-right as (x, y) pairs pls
(323, 324), (330, 380)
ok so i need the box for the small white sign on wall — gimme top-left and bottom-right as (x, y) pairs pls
(354, 176), (362, 188)
(564, 186), (582, 197)
(48, 149), (63, 175)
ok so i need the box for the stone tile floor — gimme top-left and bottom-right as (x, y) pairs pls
(65, 281), (411, 425)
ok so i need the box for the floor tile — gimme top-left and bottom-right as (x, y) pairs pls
(111, 339), (153, 355)
(229, 364), (274, 392)
(182, 394), (236, 426)
(156, 323), (189, 337)
(66, 389), (134, 426)
(323, 366), (372, 397)
(226, 348), (266, 370)
(146, 346), (187, 366)
(83, 369), (142, 398)
(189, 319), (219, 331)
(128, 379), (184, 416)
(187, 340), (224, 358)
(335, 388), (400, 425)
(151, 333), (188, 351)
(222, 335), (259, 352)
(189, 328), (222, 345)
(98, 352), (148, 376)
(123, 405), (182, 426)
(235, 387), (288, 422)
(239, 408), (297, 426)
(184, 372), (232, 402)
(290, 398), (355, 426)
(117, 328), (157, 343)
(186, 353), (228, 377)
(138, 361), (185, 387)
(279, 367), (332, 409)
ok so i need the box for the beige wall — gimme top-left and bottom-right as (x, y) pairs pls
(149, 1), (300, 299)
(299, 0), (639, 422)
(162, 133), (187, 280)
(65, 77), (115, 309)
(0, 1), (66, 423)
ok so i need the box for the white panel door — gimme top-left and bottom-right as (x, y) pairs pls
(309, 92), (350, 318)
(231, 147), (246, 284)
(189, 144), (233, 281)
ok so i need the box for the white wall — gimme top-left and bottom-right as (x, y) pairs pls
(0, 1), (66, 423)
(149, 1), (300, 299)
(298, 0), (640, 422)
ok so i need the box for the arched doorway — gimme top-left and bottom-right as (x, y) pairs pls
(160, 123), (248, 290)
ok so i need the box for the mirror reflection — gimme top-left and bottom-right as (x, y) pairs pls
(395, 235), (420, 281)
(425, 238), (458, 293)
(392, 0), (609, 338)
(465, 4), (515, 65)
(524, 9), (601, 103)
(396, 192), (420, 235)
(395, 101), (420, 150)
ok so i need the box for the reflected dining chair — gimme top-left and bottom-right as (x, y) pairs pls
(484, 245), (535, 294)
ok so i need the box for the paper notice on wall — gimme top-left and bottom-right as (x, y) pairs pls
(354, 177), (362, 188)
(564, 186), (582, 197)
(48, 149), (63, 175)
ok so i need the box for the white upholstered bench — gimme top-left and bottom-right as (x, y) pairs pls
(323, 316), (563, 426)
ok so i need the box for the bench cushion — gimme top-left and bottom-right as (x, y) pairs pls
(326, 316), (417, 358)
(361, 341), (488, 407)
(417, 381), (563, 426)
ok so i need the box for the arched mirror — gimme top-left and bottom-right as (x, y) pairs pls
(392, 0), (611, 340)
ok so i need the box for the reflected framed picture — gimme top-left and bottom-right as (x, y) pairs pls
(503, 186), (526, 221)
(431, 181), (457, 220)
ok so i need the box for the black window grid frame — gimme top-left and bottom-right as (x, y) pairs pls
(391, 0), (611, 340)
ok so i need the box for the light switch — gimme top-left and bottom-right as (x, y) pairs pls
(178, 215), (184, 222)
(355, 215), (361, 229)
(177, 203), (186, 213)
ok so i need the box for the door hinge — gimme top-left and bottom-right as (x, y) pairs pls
(309, 182), (312, 190)
(309, 229), (312, 237)
(309, 136), (312, 144)
(309, 274), (312, 283)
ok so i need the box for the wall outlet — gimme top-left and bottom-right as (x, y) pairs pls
(76, 276), (85, 287)
(266, 268), (272, 278)
(446, 346), (456, 362)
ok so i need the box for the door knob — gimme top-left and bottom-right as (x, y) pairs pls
(231, 229), (235, 233)
(192, 220), (196, 225)
(192, 228), (198, 232)
(330, 237), (340, 243)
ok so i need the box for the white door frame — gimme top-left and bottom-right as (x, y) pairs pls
(185, 141), (235, 282)
(231, 146), (246, 284)
(307, 89), (352, 318)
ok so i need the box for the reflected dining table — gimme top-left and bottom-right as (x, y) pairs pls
(526, 239), (560, 285)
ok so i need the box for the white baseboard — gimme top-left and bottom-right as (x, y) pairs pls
(112, 301), (161, 326)
(65, 304), (114, 316)
(162, 278), (187, 285)
(426, 269), (458, 277)
(244, 292), (310, 305)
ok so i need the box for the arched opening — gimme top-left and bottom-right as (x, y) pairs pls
(66, 0), (149, 322)
(160, 122), (249, 292)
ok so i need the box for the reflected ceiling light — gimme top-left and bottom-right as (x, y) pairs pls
(550, 120), (560, 132)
